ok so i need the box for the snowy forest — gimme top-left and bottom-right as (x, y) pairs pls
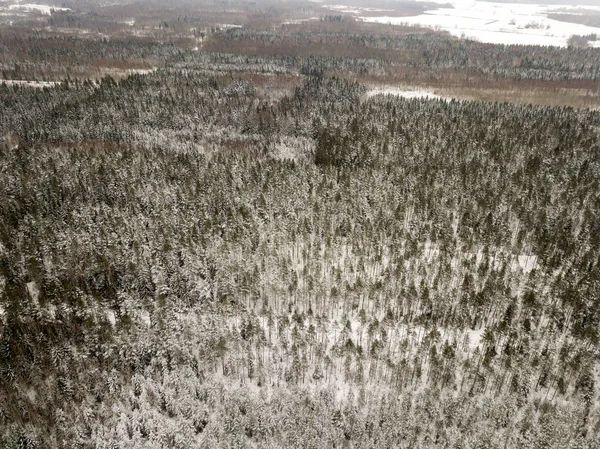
(1, 1), (600, 448)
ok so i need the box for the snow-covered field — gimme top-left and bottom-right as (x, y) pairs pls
(4, 2), (69, 15)
(366, 85), (445, 100)
(283, 16), (320, 25)
(351, 0), (600, 47)
(325, 4), (394, 14)
(1, 80), (59, 88)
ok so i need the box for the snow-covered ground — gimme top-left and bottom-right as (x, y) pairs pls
(106, 310), (116, 326)
(1, 80), (59, 88)
(517, 254), (537, 274)
(466, 327), (485, 350)
(355, 0), (600, 47)
(283, 17), (320, 25)
(125, 68), (156, 75)
(216, 23), (242, 29)
(5, 2), (69, 15)
(366, 85), (445, 100)
(325, 5), (394, 14)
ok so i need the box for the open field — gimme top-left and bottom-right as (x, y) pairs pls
(359, 0), (600, 47)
